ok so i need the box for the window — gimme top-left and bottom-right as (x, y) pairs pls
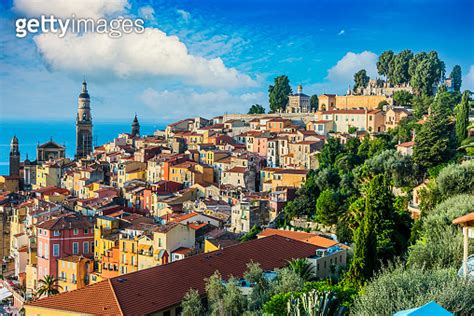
(369, 116), (373, 121)
(84, 228), (89, 234)
(53, 230), (60, 236)
(73, 228), (79, 235)
(95, 240), (98, 247)
(158, 238), (162, 247)
(83, 241), (89, 254)
(73, 242), (79, 254)
(38, 241), (43, 257)
(53, 244), (60, 257)
(44, 243), (49, 259)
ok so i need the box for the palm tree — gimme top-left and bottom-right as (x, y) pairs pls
(35, 275), (62, 298)
(287, 258), (316, 282)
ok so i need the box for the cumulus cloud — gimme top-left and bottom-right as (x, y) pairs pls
(326, 51), (378, 83)
(462, 65), (474, 91)
(337, 29), (345, 36)
(176, 9), (191, 23)
(13, 0), (129, 18)
(139, 88), (265, 119)
(34, 28), (256, 88)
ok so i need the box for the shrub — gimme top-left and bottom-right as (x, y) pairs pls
(351, 264), (474, 315)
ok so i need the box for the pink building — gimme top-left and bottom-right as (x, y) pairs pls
(254, 135), (272, 157)
(36, 214), (94, 281)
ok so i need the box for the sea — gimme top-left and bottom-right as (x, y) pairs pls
(0, 120), (167, 175)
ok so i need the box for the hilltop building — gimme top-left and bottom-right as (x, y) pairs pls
(75, 80), (93, 159)
(286, 85), (311, 113)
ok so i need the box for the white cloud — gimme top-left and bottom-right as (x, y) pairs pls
(138, 5), (155, 20)
(462, 65), (474, 91)
(139, 88), (265, 119)
(176, 9), (191, 23)
(34, 28), (256, 88)
(326, 51), (378, 83)
(13, 0), (129, 18)
(337, 29), (345, 36)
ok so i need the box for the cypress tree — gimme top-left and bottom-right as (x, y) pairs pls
(455, 91), (471, 145)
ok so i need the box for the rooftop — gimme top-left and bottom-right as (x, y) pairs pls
(26, 235), (320, 315)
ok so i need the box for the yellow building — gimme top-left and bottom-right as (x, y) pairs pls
(269, 169), (308, 191)
(119, 235), (139, 275)
(153, 223), (195, 263)
(117, 161), (147, 188)
(57, 256), (93, 293)
(318, 94), (388, 111)
(137, 235), (155, 270)
(170, 161), (213, 187)
(35, 162), (62, 188)
(94, 216), (120, 263)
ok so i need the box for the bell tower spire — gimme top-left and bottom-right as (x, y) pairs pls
(75, 79), (93, 159)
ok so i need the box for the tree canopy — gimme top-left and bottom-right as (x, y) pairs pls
(268, 75), (292, 112)
(248, 104), (265, 114)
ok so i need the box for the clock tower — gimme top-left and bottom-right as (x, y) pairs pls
(75, 80), (93, 159)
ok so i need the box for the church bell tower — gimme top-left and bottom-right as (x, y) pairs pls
(9, 135), (20, 177)
(75, 80), (93, 159)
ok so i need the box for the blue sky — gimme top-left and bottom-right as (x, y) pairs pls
(0, 0), (473, 123)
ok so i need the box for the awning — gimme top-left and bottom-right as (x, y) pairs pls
(0, 287), (12, 300)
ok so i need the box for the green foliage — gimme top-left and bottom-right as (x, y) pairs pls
(408, 194), (474, 269)
(247, 104), (265, 114)
(389, 117), (418, 143)
(376, 50), (394, 78)
(239, 225), (261, 242)
(286, 258), (316, 282)
(450, 65), (462, 92)
(455, 91), (471, 145)
(393, 90), (413, 106)
(390, 49), (413, 85)
(35, 275), (61, 298)
(318, 137), (344, 168)
(263, 292), (292, 315)
(350, 264), (474, 315)
(412, 94), (433, 119)
(283, 171), (320, 219)
(268, 75), (292, 113)
(413, 91), (456, 171)
(316, 189), (343, 225)
(288, 290), (346, 316)
(353, 69), (369, 91)
(310, 95), (319, 111)
(376, 100), (388, 110)
(181, 288), (204, 316)
(409, 51), (445, 96)
(357, 149), (418, 188)
(272, 267), (305, 294)
(244, 261), (272, 311)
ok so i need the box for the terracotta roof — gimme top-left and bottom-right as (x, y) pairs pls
(225, 166), (247, 173)
(36, 214), (93, 231)
(172, 247), (193, 255)
(397, 141), (415, 148)
(452, 212), (474, 226)
(258, 228), (338, 248)
(27, 279), (122, 314)
(27, 236), (320, 315)
(153, 222), (181, 233)
(58, 255), (92, 263)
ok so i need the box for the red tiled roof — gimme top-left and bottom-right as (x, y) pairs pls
(397, 141), (415, 148)
(27, 236), (320, 315)
(225, 166), (247, 173)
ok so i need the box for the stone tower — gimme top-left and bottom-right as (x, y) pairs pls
(75, 80), (93, 159)
(131, 114), (140, 137)
(9, 135), (20, 177)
